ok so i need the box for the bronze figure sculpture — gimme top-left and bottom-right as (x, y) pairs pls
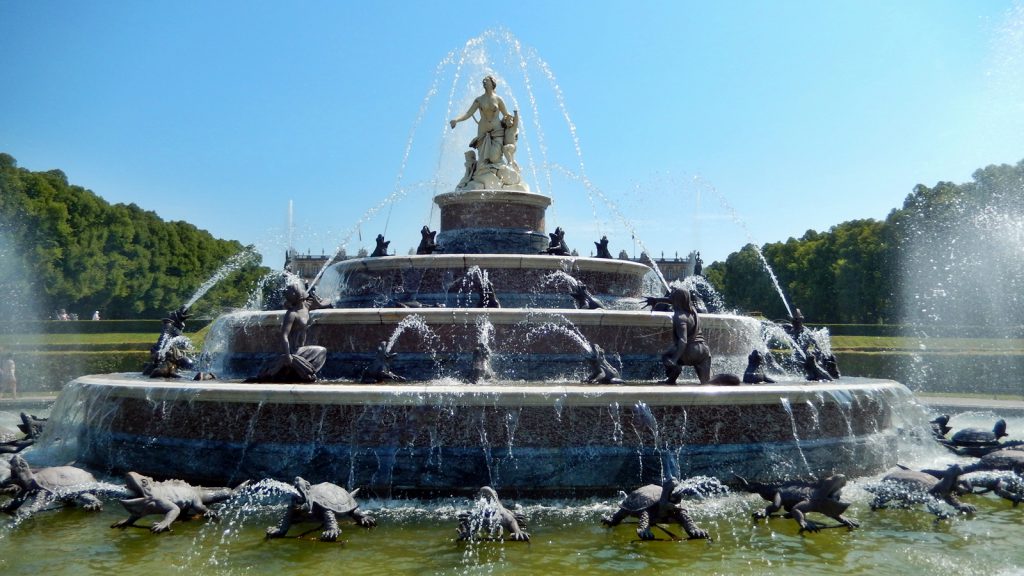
(249, 281), (327, 383)
(370, 234), (390, 257)
(416, 225), (437, 255)
(645, 288), (712, 384)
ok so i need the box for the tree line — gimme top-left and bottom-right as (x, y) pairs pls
(2, 151), (1021, 326)
(704, 159), (1024, 326)
(0, 153), (269, 320)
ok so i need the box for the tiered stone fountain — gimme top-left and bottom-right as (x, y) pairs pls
(51, 78), (911, 495)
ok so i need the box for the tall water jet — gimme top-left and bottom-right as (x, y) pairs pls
(183, 245), (261, 310)
(895, 161), (1024, 393)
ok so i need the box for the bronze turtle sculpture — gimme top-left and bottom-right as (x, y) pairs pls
(602, 480), (710, 541)
(951, 419), (1008, 446)
(266, 477), (376, 542)
(456, 486), (529, 542)
(1, 455), (104, 518)
(939, 419), (1023, 457)
(736, 474), (859, 532)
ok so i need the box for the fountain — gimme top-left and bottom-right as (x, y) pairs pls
(38, 72), (915, 496)
(2, 26), (1024, 576)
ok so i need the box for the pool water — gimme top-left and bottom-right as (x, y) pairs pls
(1, 490), (1022, 576)
(2, 409), (1022, 575)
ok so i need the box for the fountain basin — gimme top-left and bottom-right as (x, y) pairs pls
(208, 308), (763, 381)
(331, 254), (651, 308)
(54, 374), (907, 494)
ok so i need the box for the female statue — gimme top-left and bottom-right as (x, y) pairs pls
(450, 75), (510, 165)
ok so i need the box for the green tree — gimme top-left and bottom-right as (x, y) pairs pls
(0, 153), (270, 320)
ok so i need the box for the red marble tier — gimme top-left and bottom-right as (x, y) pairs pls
(435, 190), (550, 232)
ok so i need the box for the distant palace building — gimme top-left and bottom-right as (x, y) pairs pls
(284, 249), (356, 283)
(633, 251), (700, 283)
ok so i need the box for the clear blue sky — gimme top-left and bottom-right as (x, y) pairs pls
(2, 1), (1022, 267)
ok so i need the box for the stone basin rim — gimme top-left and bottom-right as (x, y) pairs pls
(329, 253), (652, 274)
(216, 307), (761, 327)
(434, 189), (552, 207)
(70, 373), (908, 407)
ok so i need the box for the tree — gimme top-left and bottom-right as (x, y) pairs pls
(0, 153), (270, 319)
(707, 158), (1024, 325)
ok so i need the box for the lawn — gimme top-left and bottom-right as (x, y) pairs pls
(830, 335), (1024, 354)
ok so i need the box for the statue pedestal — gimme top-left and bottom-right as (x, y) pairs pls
(434, 190), (552, 254)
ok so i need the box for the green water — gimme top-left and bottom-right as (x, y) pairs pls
(2, 488), (1023, 576)
(4, 409), (1023, 575)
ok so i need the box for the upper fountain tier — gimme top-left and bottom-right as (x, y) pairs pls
(438, 74), (549, 254)
(329, 76), (654, 309)
(333, 185), (648, 308)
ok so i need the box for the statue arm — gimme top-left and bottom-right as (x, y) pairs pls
(280, 311), (296, 356)
(674, 315), (689, 346)
(642, 296), (671, 309)
(450, 100), (481, 128)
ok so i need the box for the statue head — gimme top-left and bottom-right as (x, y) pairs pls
(10, 454), (31, 479)
(125, 471), (155, 497)
(283, 279), (307, 306)
(293, 476), (312, 508)
(482, 75), (497, 90)
(668, 287), (696, 313)
(165, 306), (191, 331)
(994, 418), (1008, 439)
(791, 308), (805, 329)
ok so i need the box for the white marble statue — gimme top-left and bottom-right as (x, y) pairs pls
(449, 76), (527, 191)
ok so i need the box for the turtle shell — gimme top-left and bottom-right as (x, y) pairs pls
(36, 467), (97, 490)
(306, 482), (359, 514)
(951, 419), (1007, 447)
(979, 449), (1024, 471)
(951, 429), (998, 446)
(619, 484), (664, 512)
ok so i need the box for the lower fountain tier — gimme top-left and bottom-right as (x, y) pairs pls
(327, 254), (652, 308)
(206, 308), (763, 381)
(55, 375), (909, 493)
